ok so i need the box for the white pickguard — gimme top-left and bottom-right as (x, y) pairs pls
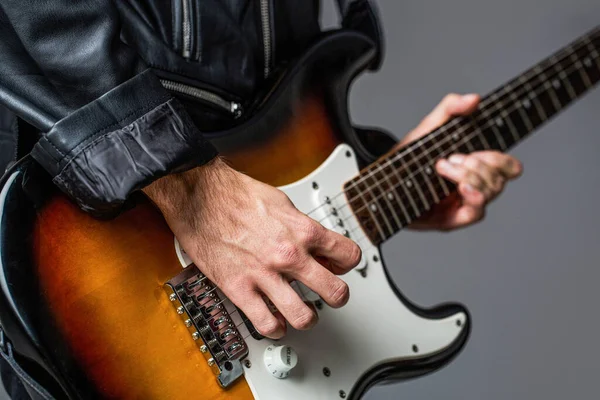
(175, 144), (468, 399)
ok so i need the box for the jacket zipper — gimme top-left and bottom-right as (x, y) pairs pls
(260, 0), (272, 78)
(181, 0), (192, 59)
(160, 80), (243, 118)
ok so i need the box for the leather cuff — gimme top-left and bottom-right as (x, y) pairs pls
(31, 70), (218, 218)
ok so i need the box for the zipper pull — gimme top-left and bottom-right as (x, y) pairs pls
(230, 103), (244, 119)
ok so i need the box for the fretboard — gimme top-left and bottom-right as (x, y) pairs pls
(345, 26), (600, 245)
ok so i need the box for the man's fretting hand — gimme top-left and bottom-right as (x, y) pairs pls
(143, 158), (362, 339)
(398, 94), (523, 231)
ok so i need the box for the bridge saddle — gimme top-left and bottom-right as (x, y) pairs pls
(165, 267), (249, 388)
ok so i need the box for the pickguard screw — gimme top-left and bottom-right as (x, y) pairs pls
(412, 344), (419, 353)
(372, 255), (379, 262)
(315, 300), (323, 310)
(456, 319), (462, 327)
(345, 150), (352, 158)
(359, 269), (367, 278)
(323, 367), (331, 377)
(339, 390), (347, 398)
(312, 182), (319, 190)
(244, 360), (252, 368)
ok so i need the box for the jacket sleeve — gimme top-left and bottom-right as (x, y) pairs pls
(0, 0), (218, 218)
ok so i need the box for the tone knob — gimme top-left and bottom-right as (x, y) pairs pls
(263, 345), (298, 379)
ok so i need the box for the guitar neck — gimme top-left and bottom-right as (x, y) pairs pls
(345, 26), (600, 245)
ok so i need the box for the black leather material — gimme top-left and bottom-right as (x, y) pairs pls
(0, 105), (17, 173)
(0, 0), (325, 218)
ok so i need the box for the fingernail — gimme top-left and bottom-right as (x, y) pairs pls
(448, 154), (465, 165)
(463, 93), (479, 102)
(438, 159), (453, 171)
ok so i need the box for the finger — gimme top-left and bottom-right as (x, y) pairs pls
(236, 292), (286, 339)
(303, 221), (362, 275)
(471, 151), (523, 179)
(413, 93), (480, 136)
(457, 181), (487, 208)
(292, 259), (350, 308)
(436, 158), (490, 198)
(438, 203), (485, 230)
(448, 154), (504, 196)
(261, 277), (318, 331)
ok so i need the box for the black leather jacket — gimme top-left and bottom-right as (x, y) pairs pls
(0, 0), (382, 218)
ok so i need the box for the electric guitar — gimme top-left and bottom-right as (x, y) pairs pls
(0, 26), (598, 400)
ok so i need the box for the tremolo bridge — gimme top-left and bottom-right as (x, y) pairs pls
(165, 267), (249, 387)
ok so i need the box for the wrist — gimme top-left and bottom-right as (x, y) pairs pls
(142, 156), (231, 216)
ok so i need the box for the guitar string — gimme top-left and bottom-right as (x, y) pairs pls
(186, 31), (600, 345)
(315, 47), (599, 244)
(313, 40), (600, 227)
(345, 54), (600, 246)
(303, 32), (599, 224)
(308, 28), (600, 219)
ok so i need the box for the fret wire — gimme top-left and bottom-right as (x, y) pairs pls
(382, 162), (416, 223)
(518, 74), (548, 120)
(420, 136), (451, 196)
(551, 54), (578, 100)
(402, 151), (431, 209)
(380, 163), (412, 225)
(535, 65), (562, 111)
(508, 83), (535, 132)
(475, 92), (508, 149)
(569, 44), (593, 88)
(364, 171), (398, 236)
(339, 32), (593, 205)
(372, 163), (404, 230)
(390, 159), (421, 218)
(354, 177), (389, 241)
(346, 55), (597, 238)
(410, 144), (441, 204)
(584, 36), (600, 70)
(343, 39), (598, 238)
(497, 84), (527, 144)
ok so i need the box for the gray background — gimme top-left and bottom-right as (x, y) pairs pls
(323, 0), (600, 399)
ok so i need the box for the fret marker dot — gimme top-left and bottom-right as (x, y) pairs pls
(522, 99), (532, 109)
(387, 193), (394, 201)
(552, 79), (561, 89)
(584, 58), (593, 68)
(425, 167), (433, 175)
(406, 180), (413, 188)
(370, 204), (378, 213)
(452, 133), (460, 141)
(559, 71), (567, 79)
(495, 118), (504, 127)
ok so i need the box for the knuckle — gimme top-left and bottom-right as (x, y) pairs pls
(290, 310), (317, 330)
(273, 241), (302, 267)
(299, 219), (322, 244)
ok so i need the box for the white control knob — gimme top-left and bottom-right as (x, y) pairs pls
(263, 345), (298, 379)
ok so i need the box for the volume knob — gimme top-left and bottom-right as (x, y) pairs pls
(263, 345), (298, 379)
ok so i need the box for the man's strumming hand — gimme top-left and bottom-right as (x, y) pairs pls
(143, 158), (361, 339)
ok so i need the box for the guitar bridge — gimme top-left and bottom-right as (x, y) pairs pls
(165, 267), (249, 387)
